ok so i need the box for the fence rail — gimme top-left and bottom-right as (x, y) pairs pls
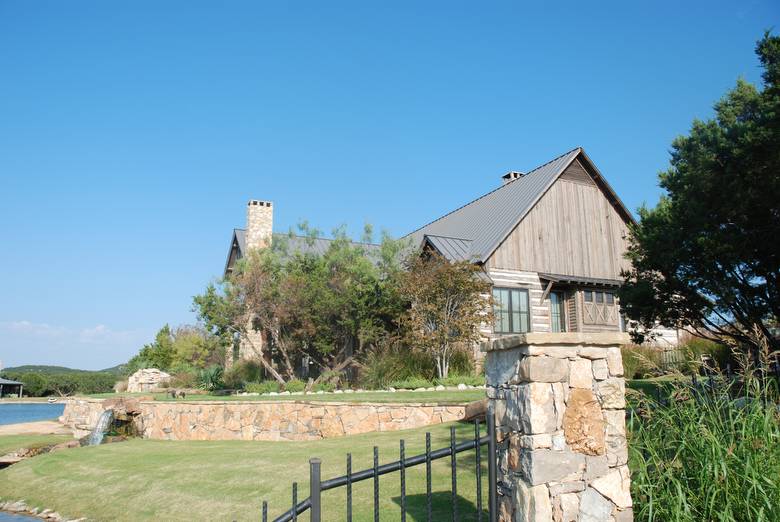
(262, 403), (498, 522)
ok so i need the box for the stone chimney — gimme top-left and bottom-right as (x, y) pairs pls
(502, 171), (524, 184)
(246, 200), (273, 250)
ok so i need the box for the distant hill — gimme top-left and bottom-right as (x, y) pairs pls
(2, 365), (121, 375)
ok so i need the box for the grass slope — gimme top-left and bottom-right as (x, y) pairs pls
(0, 422), (487, 521)
(0, 434), (71, 455)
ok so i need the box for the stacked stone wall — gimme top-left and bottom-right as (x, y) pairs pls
(485, 333), (632, 522)
(60, 399), (472, 441)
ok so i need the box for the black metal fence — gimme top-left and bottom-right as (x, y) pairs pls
(262, 404), (498, 522)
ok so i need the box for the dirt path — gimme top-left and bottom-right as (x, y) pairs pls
(0, 420), (71, 436)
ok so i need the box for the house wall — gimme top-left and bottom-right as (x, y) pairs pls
(484, 269), (553, 334)
(486, 167), (631, 280)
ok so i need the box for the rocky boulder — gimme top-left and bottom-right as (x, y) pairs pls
(127, 368), (171, 393)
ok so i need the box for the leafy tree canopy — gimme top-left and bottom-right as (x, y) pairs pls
(620, 32), (780, 351)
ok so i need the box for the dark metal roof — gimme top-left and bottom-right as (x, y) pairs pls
(0, 378), (23, 385)
(423, 235), (475, 262)
(407, 147), (634, 264)
(225, 230), (380, 275)
(407, 148), (582, 263)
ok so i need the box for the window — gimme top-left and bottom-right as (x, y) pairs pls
(605, 292), (615, 305)
(584, 290), (593, 302)
(550, 291), (566, 333)
(595, 291), (604, 304)
(493, 287), (530, 334)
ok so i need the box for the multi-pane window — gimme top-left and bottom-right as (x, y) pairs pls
(493, 287), (530, 334)
(582, 289), (619, 326)
(550, 291), (566, 333)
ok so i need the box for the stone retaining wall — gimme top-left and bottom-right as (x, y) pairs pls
(60, 398), (474, 441)
(484, 332), (632, 522)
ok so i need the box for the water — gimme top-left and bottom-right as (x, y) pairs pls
(0, 512), (40, 521)
(0, 403), (65, 425)
(87, 409), (113, 446)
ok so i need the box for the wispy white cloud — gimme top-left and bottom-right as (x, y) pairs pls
(0, 320), (149, 370)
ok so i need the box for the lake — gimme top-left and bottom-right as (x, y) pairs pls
(0, 513), (40, 522)
(0, 403), (65, 425)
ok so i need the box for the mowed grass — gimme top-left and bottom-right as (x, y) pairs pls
(0, 421), (488, 521)
(86, 389), (486, 404)
(0, 434), (71, 455)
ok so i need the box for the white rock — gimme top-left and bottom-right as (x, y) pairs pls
(591, 466), (632, 508)
(606, 347), (624, 376)
(388, 387), (396, 392)
(269, 392), (278, 396)
(560, 492), (580, 522)
(592, 359), (609, 381)
(334, 390), (343, 394)
(569, 359), (593, 389)
(596, 378), (626, 409)
(435, 385), (445, 391)
(457, 383), (468, 390)
(579, 488), (613, 522)
(344, 389), (354, 394)
(514, 481), (552, 521)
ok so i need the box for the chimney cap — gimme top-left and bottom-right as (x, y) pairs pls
(248, 200), (272, 207)
(501, 171), (524, 183)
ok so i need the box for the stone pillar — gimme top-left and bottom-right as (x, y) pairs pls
(484, 333), (632, 522)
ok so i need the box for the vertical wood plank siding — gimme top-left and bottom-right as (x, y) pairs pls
(486, 168), (631, 280)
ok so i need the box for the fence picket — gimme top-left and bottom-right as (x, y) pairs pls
(426, 431), (432, 522)
(263, 419), (497, 522)
(450, 426), (458, 522)
(474, 419), (482, 522)
(373, 446), (379, 522)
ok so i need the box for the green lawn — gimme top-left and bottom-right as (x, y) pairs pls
(0, 434), (71, 455)
(0, 421), (488, 521)
(86, 389), (486, 404)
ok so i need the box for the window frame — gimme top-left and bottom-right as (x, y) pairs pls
(492, 287), (531, 334)
(549, 291), (567, 333)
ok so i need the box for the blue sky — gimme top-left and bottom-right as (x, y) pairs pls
(0, 1), (777, 370)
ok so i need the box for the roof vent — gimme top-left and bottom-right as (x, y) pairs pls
(501, 171), (524, 184)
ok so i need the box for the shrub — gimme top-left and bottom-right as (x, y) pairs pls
(621, 344), (664, 379)
(677, 337), (735, 374)
(169, 371), (198, 389)
(388, 377), (433, 390)
(359, 341), (475, 389)
(114, 379), (128, 393)
(312, 381), (336, 392)
(245, 380), (280, 394)
(283, 379), (306, 393)
(629, 374), (780, 520)
(434, 374), (484, 387)
(197, 365), (224, 391)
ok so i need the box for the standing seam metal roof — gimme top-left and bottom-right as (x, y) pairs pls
(407, 147), (583, 263)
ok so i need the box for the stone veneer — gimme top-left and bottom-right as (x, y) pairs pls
(484, 332), (632, 522)
(60, 398), (474, 441)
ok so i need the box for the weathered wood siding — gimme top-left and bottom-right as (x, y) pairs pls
(483, 269), (552, 333)
(486, 162), (631, 280)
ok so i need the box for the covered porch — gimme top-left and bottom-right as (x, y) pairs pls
(0, 377), (24, 398)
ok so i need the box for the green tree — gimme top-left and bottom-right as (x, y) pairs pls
(193, 224), (407, 386)
(399, 252), (492, 379)
(126, 325), (175, 372)
(620, 32), (780, 352)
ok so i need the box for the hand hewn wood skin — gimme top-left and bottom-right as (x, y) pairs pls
(483, 159), (630, 335)
(486, 161), (631, 281)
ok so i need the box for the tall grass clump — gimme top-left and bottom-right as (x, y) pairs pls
(629, 335), (780, 521)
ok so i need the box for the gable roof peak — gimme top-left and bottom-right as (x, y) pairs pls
(407, 146), (633, 264)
